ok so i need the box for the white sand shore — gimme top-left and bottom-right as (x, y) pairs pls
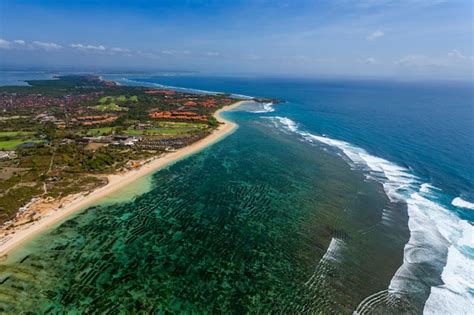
(0, 100), (248, 257)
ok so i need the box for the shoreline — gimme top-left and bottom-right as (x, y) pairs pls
(0, 100), (248, 258)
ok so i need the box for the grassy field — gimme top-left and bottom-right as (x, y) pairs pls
(98, 95), (138, 104)
(0, 139), (43, 150)
(84, 122), (208, 137)
(123, 122), (208, 136)
(123, 128), (200, 136)
(122, 129), (189, 136)
(95, 95), (137, 112)
(0, 131), (36, 137)
(86, 127), (115, 136)
(156, 121), (207, 128)
(93, 103), (127, 111)
(98, 96), (115, 104)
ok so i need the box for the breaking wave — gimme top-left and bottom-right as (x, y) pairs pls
(117, 78), (254, 99)
(248, 102), (275, 113)
(266, 116), (474, 314)
(452, 197), (474, 210)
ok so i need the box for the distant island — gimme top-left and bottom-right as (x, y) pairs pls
(0, 75), (268, 255)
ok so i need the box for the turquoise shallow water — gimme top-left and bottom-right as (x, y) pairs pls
(0, 104), (409, 313)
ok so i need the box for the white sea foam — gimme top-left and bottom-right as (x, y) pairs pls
(420, 183), (437, 193)
(151, 82), (221, 95)
(249, 102), (275, 113)
(304, 237), (345, 287)
(266, 116), (299, 132)
(424, 242), (474, 314)
(322, 237), (345, 263)
(452, 197), (474, 210)
(424, 285), (474, 315)
(118, 78), (255, 99)
(266, 116), (474, 313)
(230, 93), (254, 99)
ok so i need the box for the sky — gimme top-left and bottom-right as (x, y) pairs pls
(0, 0), (473, 79)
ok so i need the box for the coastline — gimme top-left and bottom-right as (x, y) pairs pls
(0, 100), (247, 258)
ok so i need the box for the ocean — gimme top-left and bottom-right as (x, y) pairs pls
(0, 73), (472, 313)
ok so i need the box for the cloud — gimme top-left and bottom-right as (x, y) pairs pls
(397, 51), (473, 69)
(111, 47), (130, 53)
(357, 57), (377, 64)
(161, 50), (191, 55)
(0, 38), (12, 49)
(366, 57), (377, 64)
(366, 30), (384, 41)
(33, 41), (62, 50)
(136, 51), (160, 59)
(70, 43), (106, 51)
(396, 54), (446, 67)
(206, 51), (220, 56)
(0, 39), (29, 49)
(447, 49), (466, 59)
(243, 54), (261, 61)
(288, 55), (337, 64)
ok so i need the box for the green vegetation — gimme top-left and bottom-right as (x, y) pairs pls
(116, 95), (127, 102)
(208, 116), (219, 127)
(0, 131), (35, 137)
(0, 75), (109, 96)
(0, 139), (43, 150)
(123, 122), (208, 136)
(157, 121), (207, 128)
(98, 96), (114, 104)
(93, 103), (128, 112)
(95, 95), (138, 111)
(0, 130), (43, 150)
(0, 75), (244, 223)
(124, 128), (188, 136)
(86, 127), (115, 136)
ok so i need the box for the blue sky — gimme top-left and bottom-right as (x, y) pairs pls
(0, 0), (472, 79)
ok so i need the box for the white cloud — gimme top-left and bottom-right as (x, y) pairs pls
(111, 47), (129, 53)
(136, 51), (160, 59)
(161, 50), (191, 55)
(70, 43), (106, 51)
(397, 51), (474, 69)
(244, 54), (261, 61)
(206, 51), (220, 56)
(33, 41), (62, 50)
(13, 39), (25, 45)
(396, 54), (446, 67)
(447, 49), (466, 59)
(357, 57), (377, 64)
(0, 38), (12, 49)
(288, 55), (337, 64)
(366, 57), (377, 64)
(366, 30), (384, 41)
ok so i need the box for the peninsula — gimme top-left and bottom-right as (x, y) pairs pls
(0, 75), (252, 256)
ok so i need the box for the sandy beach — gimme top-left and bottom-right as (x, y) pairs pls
(0, 100), (248, 257)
